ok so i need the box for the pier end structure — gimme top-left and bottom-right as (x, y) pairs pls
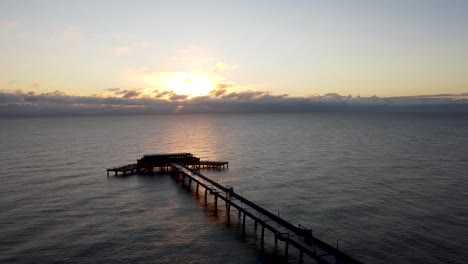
(106, 153), (228, 176)
(138, 153), (200, 173)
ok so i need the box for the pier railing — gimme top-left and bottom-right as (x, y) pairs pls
(171, 163), (362, 264)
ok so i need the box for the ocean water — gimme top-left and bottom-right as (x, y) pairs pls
(1, 113), (467, 264)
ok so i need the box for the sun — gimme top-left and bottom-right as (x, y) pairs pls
(138, 71), (216, 99)
(165, 73), (214, 98)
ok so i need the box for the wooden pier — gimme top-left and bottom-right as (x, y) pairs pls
(107, 153), (362, 264)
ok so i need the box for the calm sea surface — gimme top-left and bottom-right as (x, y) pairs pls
(1, 113), (467, 264)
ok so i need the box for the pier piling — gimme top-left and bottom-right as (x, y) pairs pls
(261, 225), (265, 248)
(242, 214), (246, 232)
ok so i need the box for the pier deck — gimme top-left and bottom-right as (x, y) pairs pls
(199, 160), (229, 169)
(106, 164), (138, 176)
(171, 163), (361, 264)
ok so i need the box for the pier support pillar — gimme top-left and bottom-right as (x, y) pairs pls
(285, 241), (289, 259)
(238, 209), (241, 219)
(254, 221), (257, 230)
(261, 225), (265, 248)
(242, 214), (246, 233)
(227, 203), (231, 224)
(214, 195), (218, 214)
(204, 189), (208, 204)
(188, 177), (192, 190)
(299, 251), (303, 263)
(196, 183), (199, 195)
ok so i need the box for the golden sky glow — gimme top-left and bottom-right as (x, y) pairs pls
(1, 1), (467, 99)
(140, 72), (215, 98)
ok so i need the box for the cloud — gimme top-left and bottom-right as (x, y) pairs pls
(169, 93), (188, 101)
(1, 90), (468, 117)
(210, 62), (238, 72)
(100, 87), (189, 101)
(101, 88), (142, 98)
(168, 47), (238, 73)
(122, 90), (140, 99)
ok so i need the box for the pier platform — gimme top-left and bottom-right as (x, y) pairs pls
(199, 160), (229, 169)
(106, 164), (138, 176)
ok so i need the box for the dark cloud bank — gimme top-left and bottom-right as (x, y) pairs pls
(1, 89), (468, 117)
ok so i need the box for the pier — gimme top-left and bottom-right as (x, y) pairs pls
(107, 153), (362, 264)
(107, 153), (228, 176)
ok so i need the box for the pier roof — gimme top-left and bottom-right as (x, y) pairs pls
(143, 153), (192, 157)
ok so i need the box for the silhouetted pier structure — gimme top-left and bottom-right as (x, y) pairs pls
(106, 153), (228, 176)
(199, 160), (229, 169)
(107, 153), (361, 264)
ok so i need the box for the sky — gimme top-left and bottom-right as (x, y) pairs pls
(1, 0), (468, 115)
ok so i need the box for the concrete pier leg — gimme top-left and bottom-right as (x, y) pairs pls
(188, 178), (192, 190)
(255, 221), (257, 230)
(285, 241), (289, 259)
(242, 214), (246, 233)
(261, 225), (265, 248)
(214, 195), (218, 215)
(204, 189), (208, 204)
(196, 183), (199, 195)
(299, 251), (304, 263)
(275, 233), (278, 247)
(238, 209), (241, 218)
(227, 203), (231, 224)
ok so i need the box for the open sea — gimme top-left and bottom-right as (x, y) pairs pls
(1, 112), (467, 264)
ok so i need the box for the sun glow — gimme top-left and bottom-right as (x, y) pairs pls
(139, 72), (210, 98)
(162, 73), (214, 98)
(138, 71), (217, 99)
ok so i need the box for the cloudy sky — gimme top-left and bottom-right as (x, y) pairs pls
(1, 0), (468, 115)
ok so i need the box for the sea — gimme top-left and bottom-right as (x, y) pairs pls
(1, 112), (467, 264)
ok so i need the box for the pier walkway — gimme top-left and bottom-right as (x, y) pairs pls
(171, 163), (361, 264)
